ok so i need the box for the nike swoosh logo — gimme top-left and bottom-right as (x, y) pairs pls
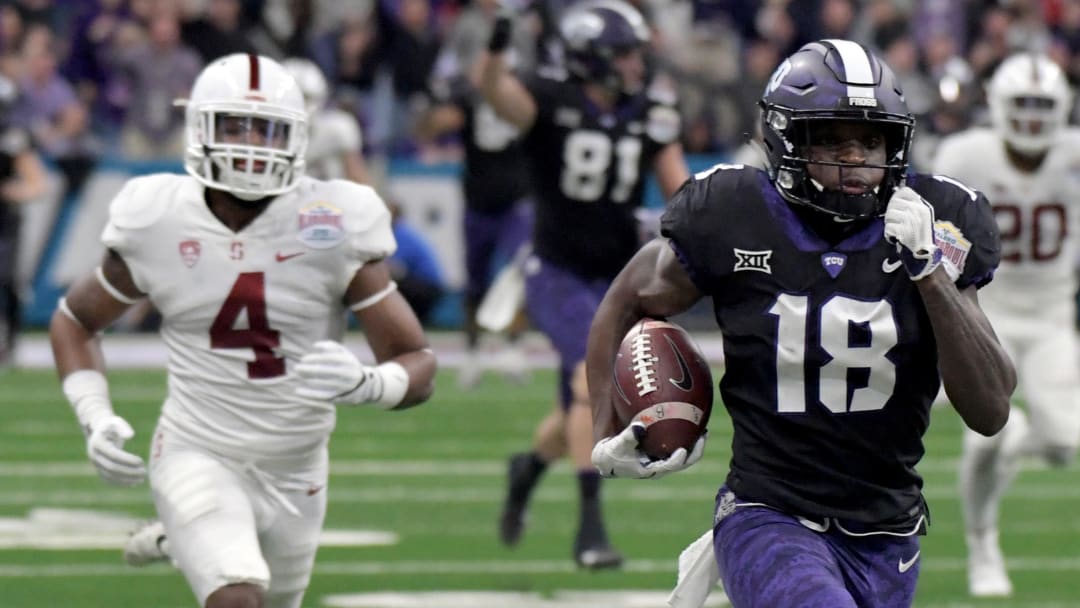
(665, 336), (694, 392)
(306, 484), (324, 496)
(882, 258), (902, 273)
(898, 550), (920, 573)
(276, 251), (305, 263)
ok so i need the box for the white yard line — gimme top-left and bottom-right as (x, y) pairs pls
(10, 333), (728, 370)
(2, 556), (1080, 578)
(0, 457), (1042, 477)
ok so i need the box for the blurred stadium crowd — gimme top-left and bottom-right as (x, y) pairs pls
(0, 0), (1077, 177)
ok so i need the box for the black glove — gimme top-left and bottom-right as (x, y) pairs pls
(487, 15), (512, 52)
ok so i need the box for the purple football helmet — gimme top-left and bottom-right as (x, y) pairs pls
(759, 39), (915, 220)
(559, 0), (650, 93)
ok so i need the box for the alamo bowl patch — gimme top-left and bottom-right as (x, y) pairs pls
(934, 220), (971, 274)
(646, 105), (681, 144)
(297, 202), (345, 249)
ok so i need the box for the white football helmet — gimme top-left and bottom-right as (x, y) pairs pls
(183, 53), (308, 200)
(987, 53), (1073, 155)
(281, 57), (329, 116)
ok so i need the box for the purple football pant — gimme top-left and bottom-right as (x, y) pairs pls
(713, 489), (920, 608)
(463, 200), (533, 303)
(525, 258), (611, 409)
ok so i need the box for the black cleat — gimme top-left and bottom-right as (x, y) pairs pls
(573, 528), (623, 570)
(498, 453), (533, 547)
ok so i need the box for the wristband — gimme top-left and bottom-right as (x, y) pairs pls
(62, 370), (114, 435)
(341, 361), (410, 409)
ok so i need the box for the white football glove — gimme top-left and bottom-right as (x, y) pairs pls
(295, 340), (388, 405)
(883, 186), (943, 281)
(86, 415), (146, 486)
(591, 423), (706, 479)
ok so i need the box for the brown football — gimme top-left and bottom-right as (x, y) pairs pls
(612, 318), (713, 460)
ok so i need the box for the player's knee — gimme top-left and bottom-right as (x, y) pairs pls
(205, 582), (265, 608)
(1041, 444), (1076, 468)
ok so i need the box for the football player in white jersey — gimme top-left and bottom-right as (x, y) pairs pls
(282, 57), (373, 185)
(934, 52), (1080, 598)
(49, 54), (436, 608)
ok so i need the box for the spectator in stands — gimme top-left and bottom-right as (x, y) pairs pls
(12, 25), (96, 197)
(283, 57), (373, 184)
(0, 75), (48, 367)
(62, 0), (145, 140)
(375, 0), (442, 155)
(112, 7), (202, 159)
(180, 0), (258, 63)
(310, 9), (382, 150)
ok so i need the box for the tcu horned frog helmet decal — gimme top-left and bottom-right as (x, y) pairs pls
(560, 0), (650, 94)
(759, 39), (915, 220)
(182, 53), (308, 200)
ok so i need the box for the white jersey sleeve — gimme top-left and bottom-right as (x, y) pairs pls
(331, 179), (395, 291)
(101, 174), (186, 293)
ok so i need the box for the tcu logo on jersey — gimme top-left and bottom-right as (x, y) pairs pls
(179, 240), (201, 268)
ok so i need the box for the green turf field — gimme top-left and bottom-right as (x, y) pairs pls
(1, 366), (1078, 607)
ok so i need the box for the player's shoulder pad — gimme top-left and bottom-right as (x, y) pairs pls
(535, 64), (569, 82)
(320, 179), (391, 229)
(664, 163), (760, 225)
(932, 128), (994, 172)
(108, 173), (188, 230)
(907, 172), (999, 287)
(647, 82), (678, 107)
(906, 172), (987, 215)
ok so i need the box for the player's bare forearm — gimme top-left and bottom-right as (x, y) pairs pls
(917, 269), (1015, 435)
(477, 52), (536, 131)
(50, 252), (140, 378)
(586, 239), (702, 442)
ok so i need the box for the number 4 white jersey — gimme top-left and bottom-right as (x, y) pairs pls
(934, 127), (1080, 323)
(101, 174), (395, 460)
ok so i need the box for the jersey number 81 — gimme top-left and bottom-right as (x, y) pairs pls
(560, 130), (642, 203)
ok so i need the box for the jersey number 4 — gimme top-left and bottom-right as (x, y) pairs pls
(210, 272), (285, 379)
(769, 293), (898, 413)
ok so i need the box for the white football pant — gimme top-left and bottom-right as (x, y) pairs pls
(149, 422), (329, 608)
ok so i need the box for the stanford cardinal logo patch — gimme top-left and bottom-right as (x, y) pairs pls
(179, 240), (201, 268)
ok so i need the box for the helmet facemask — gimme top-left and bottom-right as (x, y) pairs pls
(764, 109), (914, 220)
(187, 101), (307, 201)
(995, 94), (1067, 155)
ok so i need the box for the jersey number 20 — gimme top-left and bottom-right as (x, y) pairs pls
(210, 272), (285, 379)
